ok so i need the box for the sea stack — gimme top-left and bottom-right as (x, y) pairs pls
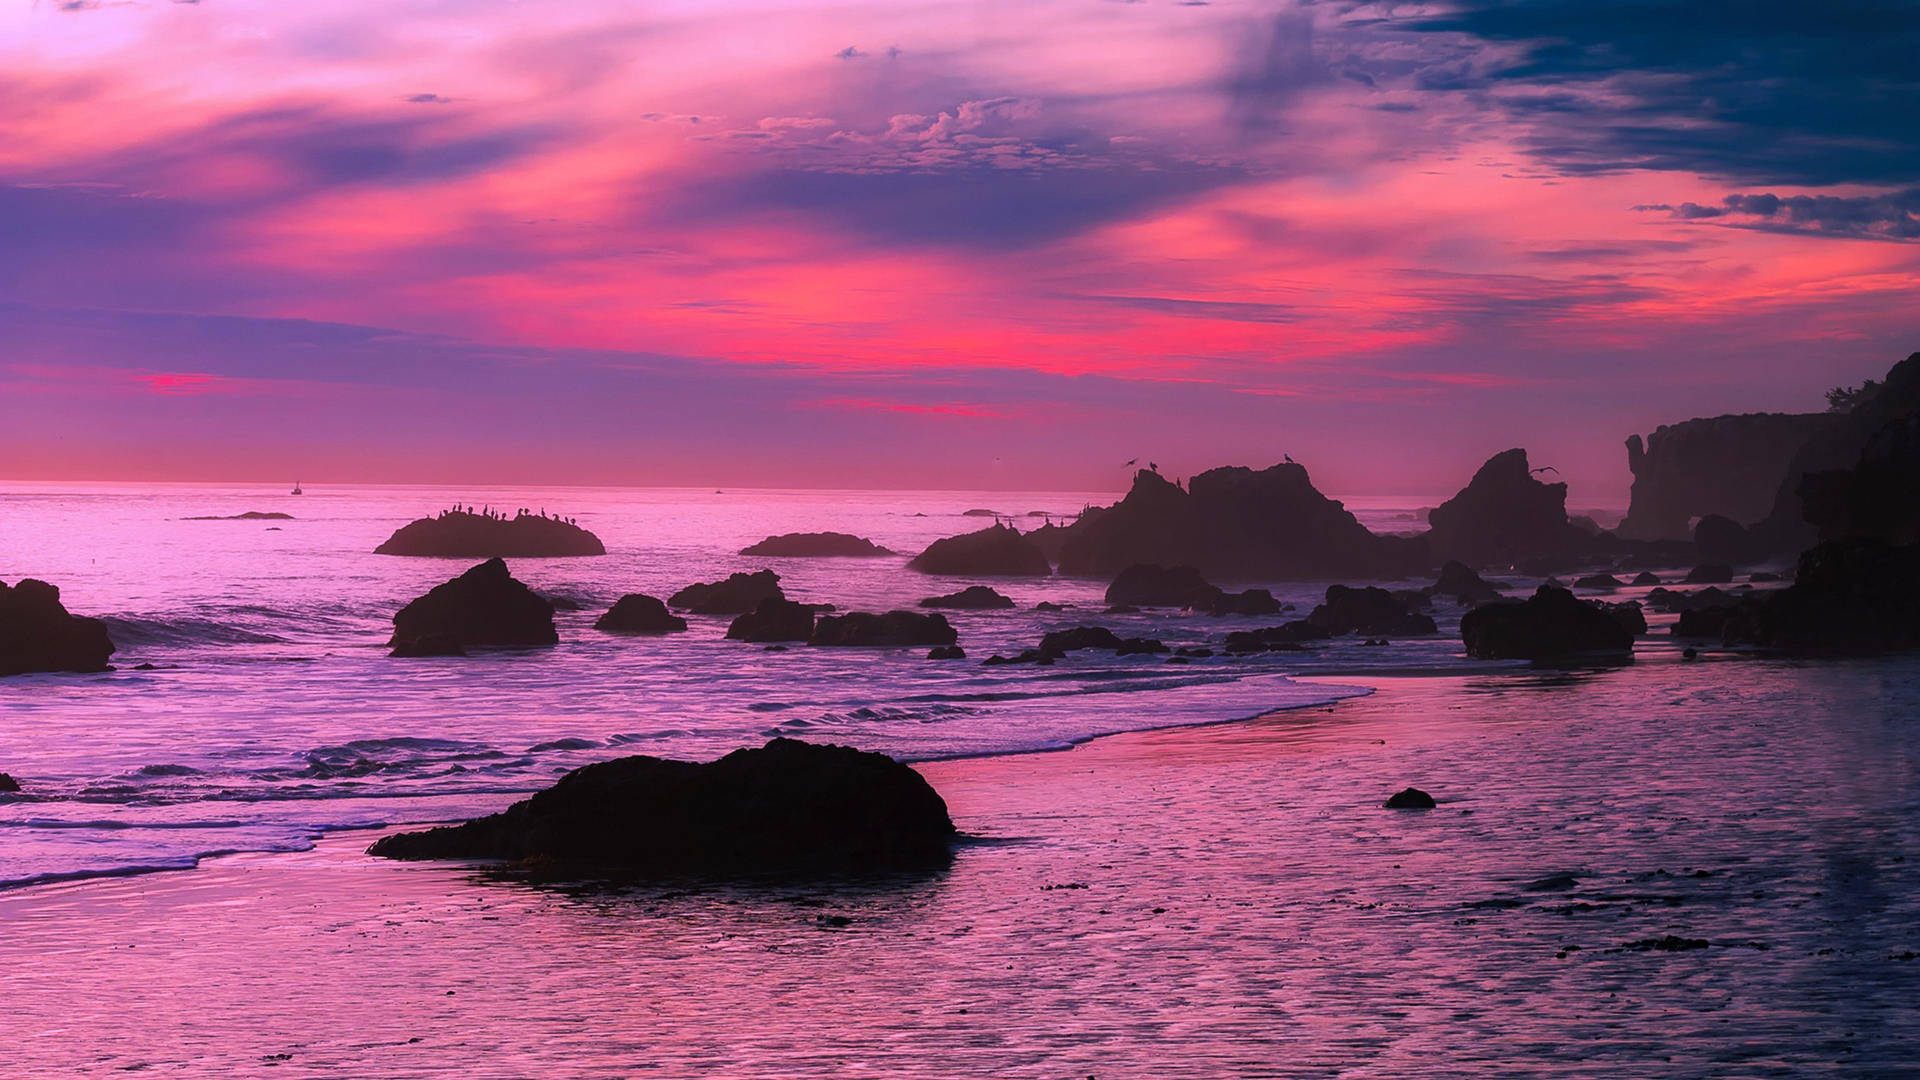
(375, 509), (605, 558)
(0, 579), (116, 676)
(908, 525), (1052, 576)
(389, 558), (558, 656)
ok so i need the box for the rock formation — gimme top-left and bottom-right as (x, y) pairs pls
(740, 532), (896, 557)
(808, 611), (958, 647)
(668, 570), (784, 614)
(1055, 465), (1426, 580)
(1686, 538), (1920, 653)
(375, 510), (605, 558)
(367, 738), (956, 875)
(1618, 413), (1833, 541)
(184, 511), (295, 520)
(1, 578), (116, 675)
(1754, 353), (1920, 551)
(725, 598), (819, 642)
(389, 558), (557, 656)
(1104, 564), (1218, 607)
(1424, 450), (1597, 570)
(908, 525), (1052, 576)
(0, 773), (18, 793)
(594, 594), (688, 634)
(919, 586), (1015, 610)
(1304, 585), (1437, 636)
(1434, 561), (1502, 604)
(1384, 788), (1435, 809)
(1203, 589), (1283, 616)
(1458, 585), (1633, 661)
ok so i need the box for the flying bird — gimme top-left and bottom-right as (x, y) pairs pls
(1124, 458), (1138, 467)
(1531, 466), (1560, 475)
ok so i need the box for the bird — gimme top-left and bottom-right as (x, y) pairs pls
(1531, 465), (1560, 475)
(1149, 461), (1159, 472)
(1124, 458), (1138, 467)
(1283, 453), (1296, 464)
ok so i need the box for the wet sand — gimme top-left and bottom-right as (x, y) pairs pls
(5, 659), (1919, 1077)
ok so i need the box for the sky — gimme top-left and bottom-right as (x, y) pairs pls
(2, 0), (1916, 500)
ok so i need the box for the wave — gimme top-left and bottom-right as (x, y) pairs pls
(99, 615), (287, 647)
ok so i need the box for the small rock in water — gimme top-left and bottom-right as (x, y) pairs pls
(0, 773), (19, 793)
(1384, 787), (1436, 809)
(927, 646), (966, 660)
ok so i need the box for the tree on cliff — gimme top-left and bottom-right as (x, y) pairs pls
(1828, 380), (1882, 412)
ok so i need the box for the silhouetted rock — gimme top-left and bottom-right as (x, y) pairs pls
(1646, 586), (1737, 613)
(1175, 646), (1214, 658)
(390, 631), (467, 658)
(740, 532), (895, 557)
(1055, 465), (1426, 579)
(1672, 605), (1734, 639)
(1203, 588), (1283, 616)
(184, 511), (294, 520)
(926, 645), (966, 660)
(1, 578), (116, 676)
(1749, 571), (1781, 583)
(1425, 449), (1597, 569)
(669, 570), (784, 614)
(594, 594), (688, 634)
(368, 738), (956, 875)
(1105, 564), (1217, 607)
(920, 586), (1014, 610)
(1305, 585), (1437, 636)
(1706, 538), (1920, 653)
(1034, 601), (1069, 612)
(1694, 514), (1761, 565)
(1685, 563), (1734, 584)
(1039, 626), (1125, 653)
(1755, 353), (1920, 551)
(963, 508), (999, 517)
(726, 597), (817, 642)
(542, 593), (584, 612)
(1620, 412), (1834, 541)
(809, 611), (957, 647)
(1223, 621), (1332, 653)
(1574, 573), (1624, 591)
(1115, 637), (1168, 655)
(0, 773), (17, 793)
(1435, 560), (1501, 604)
(1797, 404), (1920, 546)
(1459, 585), (1633, 661)
(1595, 600), (1648, 636)
(375, 511), (605, 558)
(1631, 571), (1663, 586)
(389, 558), (556, 656)
(981, 649), (1056, 666)
(908, 525), (1052, 577)
(1385, 788), (1436, 809)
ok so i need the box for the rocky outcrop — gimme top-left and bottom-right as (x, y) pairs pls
(740, 532), (896, 557)
(1304, 585), (1437, 636)
(908, 525), (1052, 576)
(593, 594), (687, 634)
(919, 586), (1014, 610)
(0, 773), (18, 793)
(1424, 450), (1597, 570)
(1684, 564), (1734, 584)
(1797, 410), (1920, 547)
(1, 578), (116, 675)
(1619, 413), (1834, 541)
(1755, 353), (1920, 551)
(375, 511), (605, 558)
(1054, 465), (1426, 580)
(1596, 600), (1648, 636)
(927, 646), (966, 660)
(1573, 573), (1623, 591)
(367, 738), (956, 875)
(726, 598), (818, 642)
(1203, 589), (1283, 616)
(1384, 788), (1435, 809)
(1434, 561), (1501, 604)
(1223, 621), (1332, 652)
(1459, 585), (1633, 661)
(1695, 539), (1920, 653)
(1105, 564), (1217, 607)
(184, 511), (294, 520)
(1693, 515), (1763, 565)
(389, 558), (557, 656)
(668, 570), (784, 614)
(809, 611), (957, 647)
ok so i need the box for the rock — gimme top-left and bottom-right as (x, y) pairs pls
(1054, 465), (1427, 579)
(725, 597), (818, 643)
(1672, 605), (1734, 638)
(1039, 626), (1124, 654)
(1631, 571), (1663, 586)
(1034, 601), (1069, 612)
(1596, 600), (1648, 636)
(1204, 588), (1282, 616)
(1305, 585), (1438, 636)
(1574, 573), (1624, 590)
(982, 649), (1056, 666)
(1174, 646), (1214, 658)
(1459, 585), (1633, 661)
(1385, 787), (1436, 809)
(542, 594), (584, 612)
(1685, 563), (1735, 584)
(1115, 637), (1168, 655)
(1693, 514), (1761, 565)
(1223, 621), (1331, 653)
(375, 510), (605, 558)
(1709, 538), (1920, 653)
(1755, 352), (1920, 551)
(0, 578), (116, 676)
(1105, 604), (1140, 615)
(1435, 560), (1502, 604)
(1105, 564), (1218, 607)
(926, 646), (966, 660)
(809, 611), (957, 647)
(919, 586), (1014, 610)
(390, 631), (468, 658)
(962, 508), (999, 517)
(669, 570), (784, 614)
(184, 511), (295, 520)
(1425, 449), (1599, 569)
(1619, 412), (1835, 541)
(908, 525), (1052, 577)
(740, 532), (895, 557)
(1749, 571), (1781, 583)
(1797, 397), (1920, 547)
(389, 559), (557, 656)
(594, 594), (688, 634)
(0, 773), (19, 793)
(368, 738), (956, 875)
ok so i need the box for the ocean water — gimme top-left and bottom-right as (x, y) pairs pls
(0, 481), (1586, 890)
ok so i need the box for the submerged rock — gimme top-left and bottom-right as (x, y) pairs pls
(740, 532), (896, 558)
(594, 594), (688, 634)
(1305, 585), (1437, 637)
(919, 585), (1014, 610)
(1, 578), (116, 676)
(389, 558), (557, 656)
(1104, 564), (1217, 607)
(809, 611), (957, 647)
(375, 511), (605, 558)
(725, 597), (818, 643)
(669, 570), (784, 614)
(1425, 449), (1598, 569)
(1385, 787), (1436, 809)
(908, 525), (1052, 576)
(1459, 585), (1633, 661)
(367, 738), (956, 875)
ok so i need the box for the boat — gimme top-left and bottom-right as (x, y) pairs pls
(291, 480), (304, 495)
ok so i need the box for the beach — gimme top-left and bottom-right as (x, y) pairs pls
(7, 658), (1917, 1078)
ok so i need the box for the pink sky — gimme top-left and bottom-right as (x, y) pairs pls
(1, 0), (1915, 499)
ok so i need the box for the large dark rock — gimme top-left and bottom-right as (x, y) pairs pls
(594, 594), (688, 634)
(1305, 585), (1437, 636)
(668, 570), (784, 614)
(0, 773), (18, 793)
(1425, 449), (1598, 570)
(1054, 465), (1426, 580)
(1797, 410), (1920, 547)
(908, 525), (1052, 576)
(1434, 560), (1501, 604)
(1, 578), (116, 676)
(1573, 573), (1624, 591)
(1619, 413), (1834, 541)
(740, 532), (896, 557)
(1595, 600), (1648, 636)
(726, 597), (819, 642)
(1459, 585), (1633, 661)
(919, 585), (1014, 610)
(809, 611), (957, 647)
(1384, 787), (1436, 810)
(1694, 515), (1762, 565)
(1704, 539), (1920, 653)
(1105, 564), (1217, 607)
(367, 738), (956, 875)
(1754, 353), (1920, 551)
(375, 511), (605, 558)
(1203, 588), (1283, 616)
(389, 558), (557, 656)
(1039, 626), (1125, 653)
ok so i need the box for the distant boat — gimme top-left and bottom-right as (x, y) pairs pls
(291, 481), (304, 495)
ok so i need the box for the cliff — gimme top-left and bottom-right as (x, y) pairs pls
(1618, 412), (1833, 541)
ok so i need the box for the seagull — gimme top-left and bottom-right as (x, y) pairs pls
(1124, 458), (1139, 467)
(1283, 453), (1296, 464)
(1532, 466), (1560, 475)
(1149, 461), (1159, 473)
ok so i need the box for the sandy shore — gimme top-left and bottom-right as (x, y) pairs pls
(5, 659), (1919, 1077)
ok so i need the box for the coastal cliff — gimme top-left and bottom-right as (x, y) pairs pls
(1619, 413), (1833, 541)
